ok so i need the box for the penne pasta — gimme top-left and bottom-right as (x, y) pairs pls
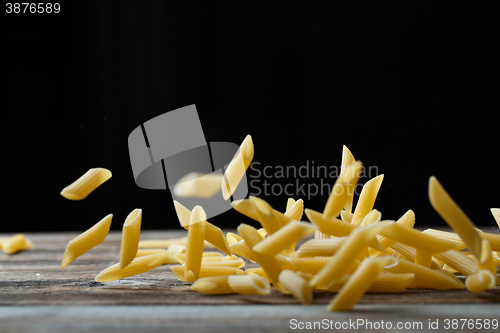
(226, 232), (242, 245)
(414, 249), (433, 268)
(296, 238), (345, 258)
(279, 269), (312, 305)
(434, 249), (478, 276)
(340, 146), (357, 213)
(173, 172), (223, 198)
(421, 229), (466, 250)
(245, 267), (270, 282)
(351, 174), (384, 225)
(253, 221), (316, 256)
(229, 240), (259, 263)
(428, 176), (482, 259)
(465, 269), (496, 293)
(138, 237), (188, 248)
(191, 275), (233, 294)
(95, 252), (168, 282)
(249, 196), (282, 235)
(61, 214), (113, 269)
(228, 274), (271, 295)
(360, 209), (381, 227)
(184, 206), (207, 282)
(60, 168), (111, 200)
(327, 257), (396, 311)
(284, 199), (304, 221)
(2, 234), (33, 255)
(135, 249), (176, 264)
(119, 209), (142, 269)
(491, 208), (500, 228)
(221, 135), (254, 200)
(231, 199), (260, 221)
(173, 200), (191, 228)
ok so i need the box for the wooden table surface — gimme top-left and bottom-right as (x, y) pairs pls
(1, 229), (499, 332)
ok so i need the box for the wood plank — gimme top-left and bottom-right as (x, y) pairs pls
(0, 230), (499, 306)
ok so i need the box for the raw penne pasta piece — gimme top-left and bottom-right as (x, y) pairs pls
(491, 208), (500, 228)
(226, 232), (242, 245)
(173, 200), (191, 228)
(387, 258), (464, 290)
(285, 199), (304, 221)
(279, 269), (312, 305)
(119, 209), (142, 269)
(95, 252), (168, 282)
(327, 256), (396, 311)
(60, 214), (113, 269)
(308, 222), (392, 289)
(170, 265), (246, 282)
(477, 240), (498, 278)
(340, 210), (353, 223)
(249, 196), (282, 235)
(378, 223), (457, 253)
(173, 201), (231, 255)
(221, 135), (254, 200)
(326, 273), (415, 293)
(323, 161), (363, 219)
(257, 228), (268, 238)
(173, 172), (223, 198)
(480, 232), (500, 251)
(138, 237), (188, 248)
(421, 229), (466, 250)
(2, 234), (32, 255)
(237, 223), (286, 290)
(341, 146), (356, 213)
(351, 174), (384, 225)
(229, 240), (259, 263)
(184, 206), (207, 282)
(60, 168), (111, 200)
(228, 275), (271, 295)
(375, 210), (415, 250)
(286, 198), (296, 210)
(465, 269), (496, 293)
(428, 176), (482, 259)
(231, 199), (260, 221)
(253, 221), (316, 255)
(434, 249), (478, 276)
(414, 249), (433, 268)
(296, 238), (345, 258)
(191, 275), (234, 294)
(360, 209), (381, 227)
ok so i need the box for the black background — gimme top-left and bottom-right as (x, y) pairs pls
(3, 1), (500, 232)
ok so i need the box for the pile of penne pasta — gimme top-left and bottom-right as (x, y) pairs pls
(20, 134), (500, 311)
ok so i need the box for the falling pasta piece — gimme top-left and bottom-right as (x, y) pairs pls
(327, 256), (396, 311)
(227, 275), (271, 295)
(360, 209), (381, 227)
(221, 135), (254, 200)
(249, 196), (282, 235)
(340, 146), (357, 213)
(191, 275), (234, 294)
(95, 252), (168, 282)
(173, 200), (191, 228)
(284, 199), (304, 221)
(231, 199), (260, 221)
(296, 238), (345, 258)
(253, 221), (316, 256)
(184, 205), (207, 282)
(465, 269), (496, 293)
(351, 174), (384, 225)
(119, 209), (142, 269)
(279, 269), (312, 305)
(2, 234), (33, 255)
(60, 214), (113, 269)
(428, 176), (482, 259)
(60, 168), (111, 200)
(173, 172), (223, 198)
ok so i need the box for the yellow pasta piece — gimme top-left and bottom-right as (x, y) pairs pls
(173, 172), (223, 198)
(326, 273), (415, 293)
(226, 232), (242, 245)
(341, 145), (357, 213)
(245, 267), (270, 282)
(253, 221), (316, 255)
(95, 252), (168, 282)
(360, 209), (381, 227)
(279, 269), (312, 305)
(387, 258), (464, 289)
(173, 251), (225, 264)
(249, 196), (282, 235)
(221, 134), (254, 200)
(173, 200), (191, 228)
(323, 161), (363, 219)
(421, 229), (466, 250)
(60, 214), (113, 269)
(229, 240), (259, 263)
(135, 249), (177, 264)
(2, 234), (33, 255)
(308, 222), (391, 289)
(477, 240), (498, 279)
(60, 167), (111, 200)
(119, 208), (142, 269)
(284, 198), (304, 221)
(434, 249), (478, 276)
(138, 237), (188, 248)
(351, 174), (384, 225)
(327, 257), (396, 311)
(480, 232), (500, 251)
(378, 222), (457, 253)
(170, 265), (246, 282)
(296, 237), (345, 258)
(191, 275), (233, 294)
(428, 176), (482, 259)
(491, 208), (500, 227)
(465, 269), (496, 293)
(414, 249), (433, 268)
(227, 275), (271, 295)
(184, 205), (207, 282)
